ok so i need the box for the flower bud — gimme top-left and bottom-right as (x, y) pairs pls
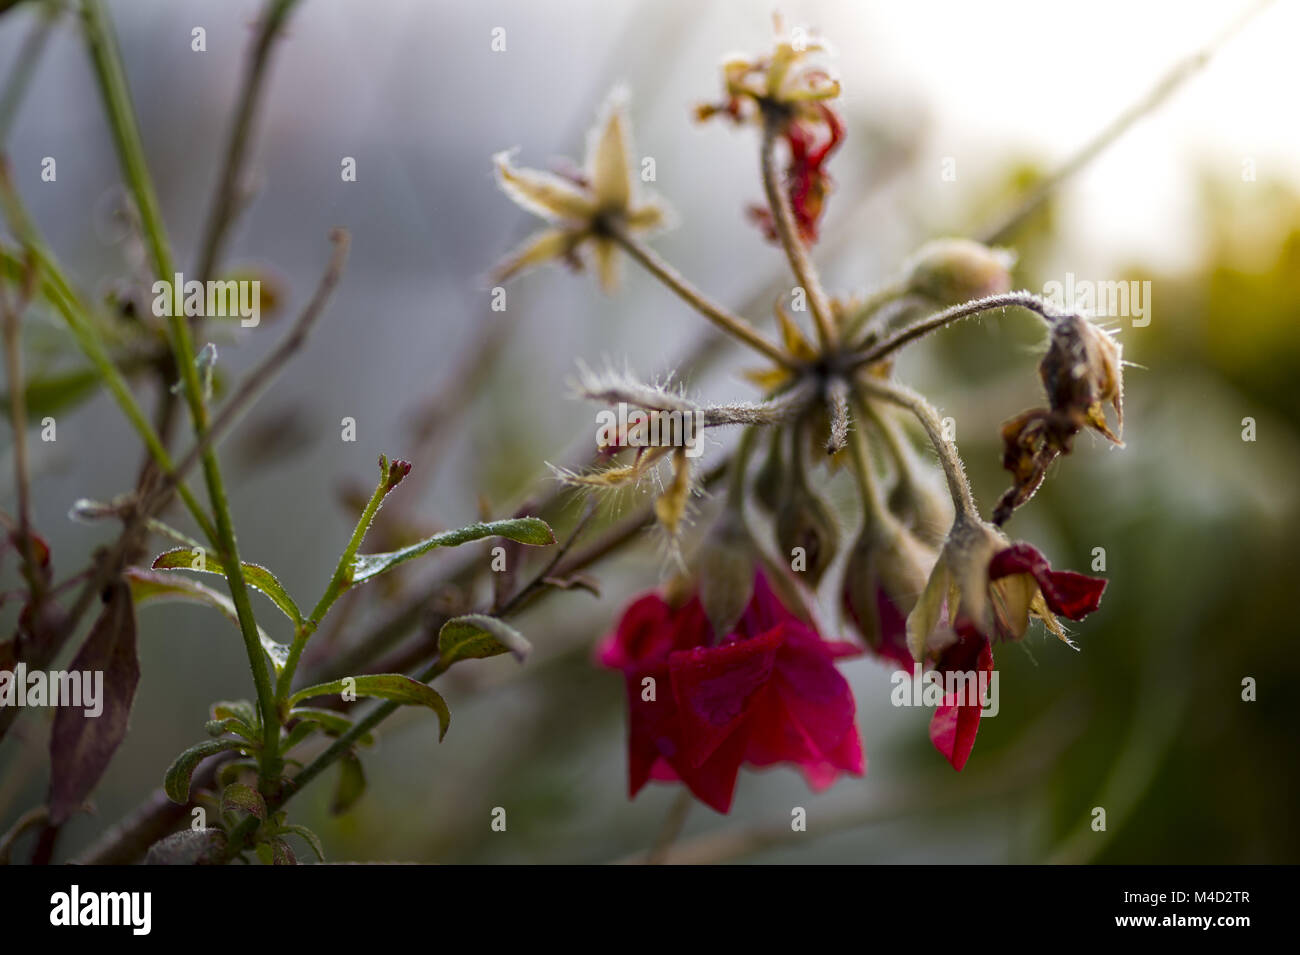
(841, 519), (934, 666)
(753, 430), (786, 514)
(693, 508), (757, 639)
(775, 481), (840, 588)
(904, 238), (1015, 307)
(887, 471), (952, 549)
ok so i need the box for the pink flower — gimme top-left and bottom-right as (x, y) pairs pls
(598, 571), (863, 812)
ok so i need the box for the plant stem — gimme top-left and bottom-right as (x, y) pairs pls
(605, 223), (794, 368)
(846, 397), (887, 519)
(849, 290), (1059, 370)
(81, 0), (279, 778)
(192, 0), (301, 285)
(857, 376), (976, 523)
(841, 278), (908, 346)
(0, 258), (41, 598)
(759, 117), (836, 348)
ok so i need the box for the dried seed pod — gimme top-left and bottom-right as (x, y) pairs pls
(1039, 312), (1124, 443)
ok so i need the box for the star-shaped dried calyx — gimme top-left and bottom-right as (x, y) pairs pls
(696, 21), (841, 125)
(492, 89), (669, 291)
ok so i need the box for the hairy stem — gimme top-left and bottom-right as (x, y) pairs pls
(759, 116), (836, 348)
(857, 376), (976, 522)
(605, 222), (793, 368)
(849, 290), (1060, 370)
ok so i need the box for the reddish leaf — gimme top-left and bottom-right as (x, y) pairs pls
(47, 580), (139, 824)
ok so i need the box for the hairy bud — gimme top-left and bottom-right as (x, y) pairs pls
(694, 508), (757, 639)
(842, 520), (935, 665)
(775, 481), (840, 588)
(904, 238), (1015, 307)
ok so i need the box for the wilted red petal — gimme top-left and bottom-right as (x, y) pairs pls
(597, 592), (709, 669)
(744, 624), (863, 787)
(670, 628), (783, 769)
(928, 621), (993, 772)
(989, 542), (1106, 620)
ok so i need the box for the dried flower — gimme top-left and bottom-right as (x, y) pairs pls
(492, 89), (668, 290)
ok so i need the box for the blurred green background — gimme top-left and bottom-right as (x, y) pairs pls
(1, 0), (1297, 863)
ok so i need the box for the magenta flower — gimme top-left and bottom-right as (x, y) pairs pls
(598, 571), (863, 812)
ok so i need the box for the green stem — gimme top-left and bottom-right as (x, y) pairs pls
(846, 397), (887, 519)
(857, 376), (977, 522)
(81, 0), (279, 780)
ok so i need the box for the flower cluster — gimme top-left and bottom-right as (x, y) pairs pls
(492, 22), (1124, 811)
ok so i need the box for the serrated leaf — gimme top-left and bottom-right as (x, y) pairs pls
(438, 614), (531, 666)
(164, 738), (247, 804)
(126, 567), (290, 672)
(331, 750), (366, 816)
(150, 548), (303, 625)
(288, 675), (450, 741)
(47, 581), (138, 825)
(220, 782), (266, 820)
(350, 517), (554, 585)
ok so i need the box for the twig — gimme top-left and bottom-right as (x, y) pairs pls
(163, 228), (349, 490)
(760, 117), (836, 348)
(606, 222), (793, 368)
(849, 290), (1059, 370)
(979, 0), (1278, 245)
(644, 790), (693, 865)
(0, 252), (42, 595)
(0, 0), (59, 145)
(191, 0), (301, 287)
(857, 376), (977, 522)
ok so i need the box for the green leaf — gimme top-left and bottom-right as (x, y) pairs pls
(280, 720), (317, 753)
(331, 750), (366, 816)
(288, 675), (450, 741)
(164, 739), (248, 804)
(1, 366), (101, 420)
(438, 614), (532, 666)
(288, 707), (374, 745)
(206, 717), (259, 744)
(150, 548), (303, 626)
(281, 824), (325, 862)
(350, 517), (554, 586)
(220, 782), (266, 821)
(211, 699), (260, 731)
(126, 567), (291, 672)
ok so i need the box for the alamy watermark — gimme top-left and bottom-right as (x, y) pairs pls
(152, 272), (261, 327)
(0, 665), (104, 717)
(1043, 272), (1151, 327)
(890, 664), (999, 717)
